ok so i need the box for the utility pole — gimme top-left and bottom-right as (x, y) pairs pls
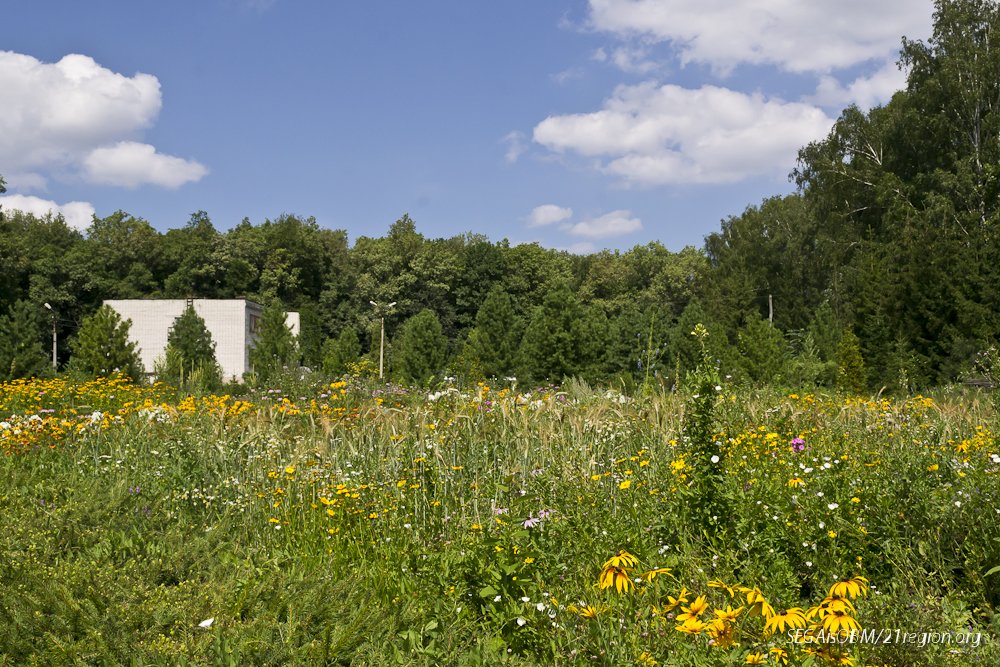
(369, 301), (396, 380)
(44, 303), (56, 370)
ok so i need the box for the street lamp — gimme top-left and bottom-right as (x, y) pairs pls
(369, 300), (396, 380)
(43, 303), (56, 371)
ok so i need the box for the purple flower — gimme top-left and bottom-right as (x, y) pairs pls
(791, 438), (806, 453)
(522, 516), (541, 529)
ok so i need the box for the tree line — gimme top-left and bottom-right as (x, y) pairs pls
(2, 0), (999, 391)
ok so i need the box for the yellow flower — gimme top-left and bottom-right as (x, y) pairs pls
(640, 567), (673, 582)
(927, 463), (939, 471)
(603, 551), (639, 570)
(711, 604), (744, 623)
(822, 608), (861, 634)
(744, 588), (776, 620)
(829, 576), (869, 600)
(708, 619), (736, 647)
(828, 530), (838, 539)
(675, 617), (707, 634)
(637, 651), (658, 666)
(708, 579), (741, 598)
(619, 479), (632, 490)
(662, 587), (689, 612)
(787, 477), (805, 488)
(598, 565), (632, 593)
(764, 607), (807, 635)
(676, 595), (709, 622)
(745, 652), (767, 665)
(769, 647), (789, 665)
(284, 465), (295, 475)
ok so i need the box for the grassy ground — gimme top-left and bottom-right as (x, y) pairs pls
(1, 375), (998, 665)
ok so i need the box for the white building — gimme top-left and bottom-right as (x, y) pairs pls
(103, 299), (300, 382)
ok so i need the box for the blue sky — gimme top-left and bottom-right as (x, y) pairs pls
(1, 0), (934, 252)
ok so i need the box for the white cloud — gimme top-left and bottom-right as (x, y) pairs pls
(83, 141), (208, 189)
(0, 51), (206, 189)
(502, 131), (528, 164)
(586, 0), (933, 74)
(565, 209), (642, 239)
(809, 60), (908, 110)
(534, 82), (833, 185)
(0, 194), (94, 231)
(528, 204), (573, 227)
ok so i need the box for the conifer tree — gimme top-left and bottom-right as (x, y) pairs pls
(322, 326), (361, 376)
(836, 329), (867, 395)
(250, 303), (299, 383)
(0, 301), (50, 380)
(393, 309), (447, 385)
(517, 282), (582, 383)
(736, 312), (790, 385)
(158, 305), (222, 389)
(469, 286), (521, 378)
(69, 305), (144, 381)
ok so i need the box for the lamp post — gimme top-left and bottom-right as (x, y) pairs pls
(43, 303), (56, 371)
(369, 300), (396, 380)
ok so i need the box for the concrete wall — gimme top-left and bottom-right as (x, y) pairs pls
(104, 299), (297, 382)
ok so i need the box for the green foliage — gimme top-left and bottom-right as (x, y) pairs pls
(157, 306), (222, 390)
(68, 305), (144, 380)
(516, 282), (593, 383)
(468, 286), (521, 379)
(322, 327), (361, 377)
(0, 300), (50, 380)
(736, 312), (790, 386)
(393, 309), (448, 386)
(249, 303), (299, 383)
(837, 329), (867, 395)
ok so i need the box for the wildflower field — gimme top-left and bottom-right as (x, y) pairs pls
(1, 376), (999, 666)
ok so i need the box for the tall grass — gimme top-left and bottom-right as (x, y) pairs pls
(1, 377), (998, 665)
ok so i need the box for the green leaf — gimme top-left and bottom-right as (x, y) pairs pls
(984, 565), (1000, 578)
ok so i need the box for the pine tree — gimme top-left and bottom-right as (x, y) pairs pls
(250, 303), (299, 383)
(157, 305), (222, 389)
(469, 286), (521, 379)
(393, 309), (447, 386)
(0, 301), (50, 380)
(69, 305), (144, 381)
(322, 327), (361, 376)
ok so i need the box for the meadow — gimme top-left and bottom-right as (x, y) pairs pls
(1, 374), (998, 666)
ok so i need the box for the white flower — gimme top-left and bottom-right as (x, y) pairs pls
(198, 618), (214, 628)
(991, 454), (1000, 464)
(955, 501), (962, 507)
(536, 602), (546, 612)
(806, 561), (813, 567)
(494, 595), (502, 603)
(816, 491), (824, 497)
(710, 455), (720, 464)
(520, 596), (531, 603)
(827, 503), (839, 510)
(516, 617), (527, 627)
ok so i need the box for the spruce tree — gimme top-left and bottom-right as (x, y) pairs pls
(69, 305), (144, 381)
(158, 305), (222, 389)
(736, 312), (790, 385)
(0, 301), (50, 380)
(469, 286), (521, 379)
(517, 282), (582, 383)
(322, 327), (361, 376)
(836, 329), (867, 395)
(393, 309), (447, 386)
(250, 303), (299, 383)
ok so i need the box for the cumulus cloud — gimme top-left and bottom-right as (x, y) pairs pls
(586, 0), (933, 74)
(0, 194), (94, 231)
(809, 60), (908, 110)
(565, 210), (642, 239)
(528, 204), (573, 227)
(0, 51), (206, 189)
(83, 142), (208, 189)
(534, 82), (833, 185)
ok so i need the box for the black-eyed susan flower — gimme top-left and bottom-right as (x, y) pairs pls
(598, 565), (632, 593)
(744, 588), (776, 620)
(603, 550), (639, 570)
(745, 652), (767, 665)
(763, 607), (807, 635)
(829, 576), (869, 599)
(821, 607), (861, 634)
(662, 587), (689, 612)
(676, 595), (709, 622)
